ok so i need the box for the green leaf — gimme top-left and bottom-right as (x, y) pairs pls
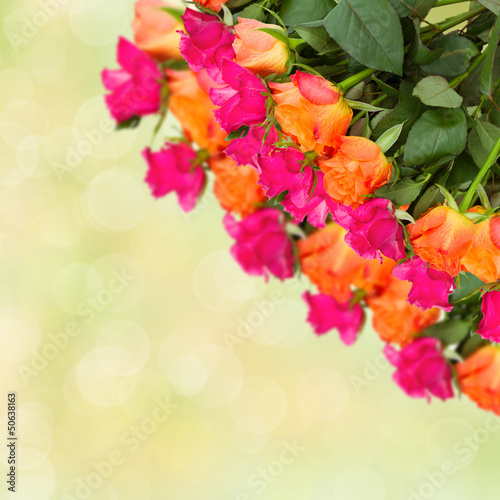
(421, 35), (480, 77)
(158, 7), (184, 23)
(460, 333), (488, 359)
(372, 80), (427, 144)
(447, 153), (479, 187)
(116, 115), (141, 130)
(459, 50), (500, 108)
(388, 0), (411, 17)
(476, 119), (500, 156)
(256, 28), (290, 46)
(478, 0), (500, 15)
(409, 19), (445, 65)
(481, 15), (500, 98)
(468, 127), (490, 168)
(404, 108), (467, 166)
(225, 126), (250, 141)
(437, 183), (459, 211)
(345, 99), (386, 111)
(408, 0), (438, 18)
(221, 5), (234, 25)
(375, 178), (426, 205)
(280, 0), (336, 26)
(389, 0), (438, 18)
(395, 209), (415, 223)
(423, 319), (471, 346)
(450, 273), (484, 303)
(324, 0), (404, 75)
(237, 3), (267, 21)
(376, 122), (405, 153)
(412, 185), (444, 219)
(371, 76), (400, 99)
(413, 76), (463, 108)
(294, 26), (339, 54)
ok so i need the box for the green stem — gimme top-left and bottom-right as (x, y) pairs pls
(473, 94), (489, 118)
(338, 68), (377, 92)
(459, 135), (500, 212)
(335, 59), (350, 67)
(370, 94), (388, 107)
(435, 0), (469, 6)
(349, 93), (388, 127)
(449, 50), (488, 88)
(421, 6), (487, 41)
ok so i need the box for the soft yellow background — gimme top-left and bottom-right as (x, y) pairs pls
(0, 1), (499, 499)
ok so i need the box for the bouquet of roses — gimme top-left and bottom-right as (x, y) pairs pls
(102, 0), (500, 415)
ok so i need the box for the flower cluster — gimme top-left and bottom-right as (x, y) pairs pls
(102, 0), (500, 416)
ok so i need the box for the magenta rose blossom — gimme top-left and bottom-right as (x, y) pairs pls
(255, 148), (334, 228)
(223, 208), (294, 281)
(384, 338), (454, 402)
(477, 291), (500, 342)
(224, 125), (279, 168)
(303, 291), (363, 345)
(256, 146), (305, 197)
(332, 198), (405, 262)
(102, 37), (162, 123)
(143, 143), (206, 212)
(179, 8), (235, 85)
(209, 59), (268, 133)
(282, 170), (335, 229)
(393, 256), (456, 312)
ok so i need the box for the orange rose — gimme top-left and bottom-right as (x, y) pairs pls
(318, 136), (392, 208)
(269, 72), (352, 155)
(133, 0), (183, 61)
(193, 0), (228, 12)
(367, 275), (441, 346)
(234, 18), (289, 77)
(407, 204), (475, 277)
(357, 257), (397, 298)
(456, 345), (500, 415)
(298, 223), (367, 302)
(461, 208), (500, 283)
(166, 69), (226, 153)
(210, 155), (266, 216)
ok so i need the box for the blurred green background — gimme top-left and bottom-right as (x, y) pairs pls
(1, 1), (499, 499)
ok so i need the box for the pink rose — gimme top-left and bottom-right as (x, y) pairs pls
(477, 291), (500, 342)
(224, 125), (278, 168)
(303, 291), (364, 345)
(143, 143), (206, 212)
(332, 198), (406, 262)
(282, 170), (335, 229)
(179, 8), (235, 85)
(393, 256), (456, 312)
(384, 337), (454, 402)
(209, 59), (268, 133)
(255, 148), (334, 228)
(256, 146), (305, 197)
(102, 37), (163, 123)
(223, 208), (294, 281)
